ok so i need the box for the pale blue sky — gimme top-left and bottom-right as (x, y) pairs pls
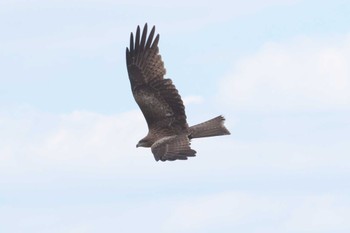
(1, 0), (350, 232)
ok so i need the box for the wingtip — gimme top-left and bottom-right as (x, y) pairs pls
(131, 24), (159, 50)
(151, 25), (156, 33)
(151, 34), (160, 49)
(129, 32), (134, 51)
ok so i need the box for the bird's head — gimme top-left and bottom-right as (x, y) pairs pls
(136, 138), (152, 148)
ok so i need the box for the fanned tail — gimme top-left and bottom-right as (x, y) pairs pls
(189, 115), (230, 139)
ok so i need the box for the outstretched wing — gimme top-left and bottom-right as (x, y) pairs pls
(126, 24), (188, 132)
(151, 135), (196, 161)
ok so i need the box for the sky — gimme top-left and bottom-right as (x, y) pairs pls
(1, 0), (350, 232)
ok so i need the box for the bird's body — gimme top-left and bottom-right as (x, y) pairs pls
(126, 24), (230, 161)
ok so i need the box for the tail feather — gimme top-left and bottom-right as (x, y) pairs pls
(189, 115), (230, 139)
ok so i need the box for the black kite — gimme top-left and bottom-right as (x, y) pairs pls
(126, 24), (230, 161)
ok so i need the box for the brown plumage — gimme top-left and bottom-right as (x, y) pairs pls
(126, 24), (230, 161)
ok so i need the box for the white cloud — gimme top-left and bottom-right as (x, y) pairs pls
(0, 0), (300, 8)
(162, 191), (350, 233)
(0, 105), (349, 177)
(0, 107), (148, 175)
(162, 192), (271, 232)
(193, 138), (350, 176)
(0, 106), (349, 232)
(0, 0), (302, 37)
(183, 95), (204, 105)
(219, 35), (350, 111)
(2, 190), (349, 233)
(284, 195), (350, 232)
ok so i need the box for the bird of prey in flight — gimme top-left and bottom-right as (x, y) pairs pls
(126, 24), (230, 161)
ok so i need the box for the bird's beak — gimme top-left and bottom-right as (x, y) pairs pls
(136, 143), (139, 148)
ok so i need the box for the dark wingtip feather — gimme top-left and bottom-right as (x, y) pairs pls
(145, 26), (156, 49)
(129, 32), (134, 51)
(135, 25), (140, 51)
(140, 24), (148, 50)
(126, 47), (130, 63)
(151, 34), (160, 49)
